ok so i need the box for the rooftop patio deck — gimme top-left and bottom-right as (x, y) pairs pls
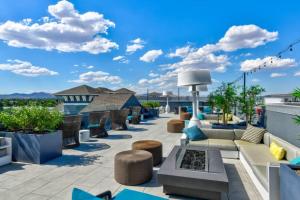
(0, 114), (262, 200)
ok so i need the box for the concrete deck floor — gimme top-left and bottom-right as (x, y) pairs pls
(0, 114), (262, 200)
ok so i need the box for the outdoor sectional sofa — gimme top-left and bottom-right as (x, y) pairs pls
(181, 128), (300, 200)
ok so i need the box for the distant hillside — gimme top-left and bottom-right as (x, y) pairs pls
(0, 92), (55, 99)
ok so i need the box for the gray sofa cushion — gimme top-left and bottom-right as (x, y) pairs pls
(189, 139), (209, 146)
(189, 139), (237, 151)
(201, 128), (235, 140)
(208, 139), (237, 151)
(241, 125), (266, 144)
(240, 145), (278, 166)
(234, 140), (257, 150)
(234, 129), (245, 140)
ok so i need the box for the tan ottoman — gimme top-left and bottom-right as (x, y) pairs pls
(132, 140), (162, 166)
(114, 150), (153, 185)
(167, 119), (184, 133)
(180, 112), (191, 121)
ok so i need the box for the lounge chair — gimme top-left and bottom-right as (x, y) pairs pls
(88, 111), (110, 138)
(110, 109), (129, 130)
(129, 106), (141, 124)
(62, 115), (81, 148)
(72, 188), (167, 200)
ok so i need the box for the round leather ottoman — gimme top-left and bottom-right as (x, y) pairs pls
(132, 140), (162, 166)
(114, 150), (153, 185)
(167, 119), (184, 133)
(180, 112), (191, 121)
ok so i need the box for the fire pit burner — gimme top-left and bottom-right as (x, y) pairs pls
(180, 150), (206, 171)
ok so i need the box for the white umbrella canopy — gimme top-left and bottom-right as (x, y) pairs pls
(177, 70), (212, 128)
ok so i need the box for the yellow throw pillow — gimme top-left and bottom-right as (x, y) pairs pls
(270, 142), (286, 160)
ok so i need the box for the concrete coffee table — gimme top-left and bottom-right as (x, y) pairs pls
(158, 145), (228, 200)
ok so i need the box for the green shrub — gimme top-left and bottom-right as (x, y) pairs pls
(0, 106), (63, 133)
(142, 101), (160, 108)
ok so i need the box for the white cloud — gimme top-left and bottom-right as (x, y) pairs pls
(251, 78), (260, 83)
(0, 0), (118, 54)
(167, 25), (277, 73)
(294, 71), (300, 76)
(112, 55), (129, 64)
(86, 65), (94, 69)
(136, 25), (278, 92)
(240, 56), (296, 71)
(168, 45), (193, 58)
(270, 73), (287, 78)
(140, 49), (163, 62)
(149, 72), (159, 77)
(70, 71), (121, 84)
(126, 38), (145, 54)
(216, 25), (278, 51)
(0, 59), (58, 77)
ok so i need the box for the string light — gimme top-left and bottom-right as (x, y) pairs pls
(227, 38), (300, 86)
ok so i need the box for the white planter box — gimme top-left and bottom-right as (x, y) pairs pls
(0, 137), (12, 166)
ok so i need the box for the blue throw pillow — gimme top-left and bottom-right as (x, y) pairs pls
(197, 113), (205, 120)
(290, 157), (300, 165)
(72, 188), (101, 200)
(183, 125), (207, 141)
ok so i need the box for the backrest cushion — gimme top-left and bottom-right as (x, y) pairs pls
(263, 132), (271, 146)
(269, 134), (300, 161)
(201, 128), (235, 140)
(234, 129), (245, 140)
(241, 125), (266, 144)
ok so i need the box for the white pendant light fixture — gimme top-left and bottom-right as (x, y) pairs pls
(178, 70), (211, 128)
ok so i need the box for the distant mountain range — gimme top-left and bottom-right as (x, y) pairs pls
(0, 92), (55, 99)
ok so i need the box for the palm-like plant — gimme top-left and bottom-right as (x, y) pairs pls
(292, 88), (300, 125)
(214, 83), (237, 124)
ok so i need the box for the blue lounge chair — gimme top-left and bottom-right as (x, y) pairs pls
(72, 188), (167, 200)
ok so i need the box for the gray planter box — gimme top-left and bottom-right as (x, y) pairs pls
(280, 164), (300, 200)
(0, 131), (62, 164)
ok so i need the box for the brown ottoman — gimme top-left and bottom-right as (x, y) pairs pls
(180, 112), (191, 121)
(114, 150), (153, 185)
(132, 140), (162, 166)
(167, 119), (184, 133)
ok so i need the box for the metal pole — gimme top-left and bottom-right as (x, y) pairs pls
(243, 72), (246, 104)
(147, 88), (149, 102)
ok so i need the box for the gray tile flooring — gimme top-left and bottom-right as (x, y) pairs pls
(0, 114), (262, 200)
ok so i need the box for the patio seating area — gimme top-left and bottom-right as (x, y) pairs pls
(0, 113), (262, 200)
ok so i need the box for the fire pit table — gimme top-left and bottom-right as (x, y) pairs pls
(158, 145), (228, 200)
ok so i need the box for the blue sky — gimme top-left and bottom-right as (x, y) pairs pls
(0, 0), (300, 95)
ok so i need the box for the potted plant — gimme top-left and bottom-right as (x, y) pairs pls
(214, 83), (237, 125)
(142, 101), (160, 118)
(0, 106), (63, 164)
(238, 85), (265, 124)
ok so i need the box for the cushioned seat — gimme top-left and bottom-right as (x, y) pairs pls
(208, 139), (237, 151)
(132, 140), (162, 166)
(167, 119), (184, 133)
(114, 150), (153, 185)
(240, 145), (277, 166)
(234, 140), (257, 150)
(189, 139), (209, 146)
